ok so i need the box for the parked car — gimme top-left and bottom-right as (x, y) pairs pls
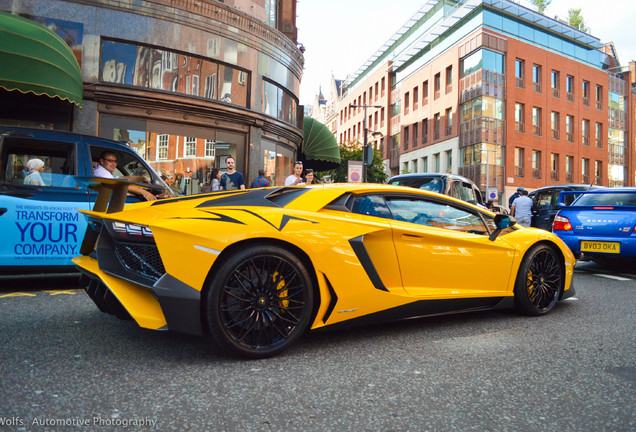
(387, 173), (484, 206)
(528, 184), (605, 231)
(0, 126), (172, 274)
(552, 187), (636, 266)
(74, 182), (575, 358)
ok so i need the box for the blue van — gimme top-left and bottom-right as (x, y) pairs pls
(0, 126), (173, 274)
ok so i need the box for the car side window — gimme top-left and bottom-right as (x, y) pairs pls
(90, 146), (153, 182)
(350, 194), (392, 219)
(535, 190), (553, 209)
(385, 196), (489, 235)
(0, 137), (77, 188)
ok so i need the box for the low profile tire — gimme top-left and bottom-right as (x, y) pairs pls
(514, 244), (564, 316)
(206, 245), (314, 359)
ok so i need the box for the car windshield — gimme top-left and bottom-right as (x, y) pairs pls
(574, 192), (636, 207)
(390, 177), (443, 193)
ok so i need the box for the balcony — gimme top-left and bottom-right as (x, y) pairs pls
(533, 125), (541, 136)
(532, 168), (541, 179)
(515, 77), (524, 88)
(533, 82), (542, 93)
(459, 117), (505, 147)
(566, 172), (574, 183)
(596, 138), (603, 148)
(515, 122), (525, 133)
(551, 129), (559, 139)
(582, 174), (589, 183)
(595, 176), (602, 185)
(389, 147), (400, 170)
(583, 96), (590, 106)
(566, 132), (574, 142)
(551, 170), (559, 181)
(567, 92), (575, 102)
(515, 166), (525, 177)
(582, 136), (589, 146)
(446, 126), (452, 136)
(434, 129), (440, 140)
(596, 100), (602, 110)
(551, 88), (560, 98)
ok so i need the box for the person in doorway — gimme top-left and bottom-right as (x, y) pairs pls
(510, 189), (533, 227)
(171, 173), (184, 196)
(250, 169), (271, 188)
(24, 158), (46, 186)
(303, 169), (315, 185)
(220, 156), (245, 190)
(93, 150), (156, 201)
(285, 161), (304, 186)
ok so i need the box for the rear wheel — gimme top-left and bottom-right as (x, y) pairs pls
(514, 244), (563, 316)
(206, 245), (314, 358)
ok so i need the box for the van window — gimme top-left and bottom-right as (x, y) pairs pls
(1, 137), (77, 188)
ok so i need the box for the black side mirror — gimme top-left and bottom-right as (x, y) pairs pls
(489, 214), (517, 241)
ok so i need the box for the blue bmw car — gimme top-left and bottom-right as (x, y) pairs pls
(552, 188), (636, 265)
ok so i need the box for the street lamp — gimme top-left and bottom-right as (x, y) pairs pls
(349, 103), (383, 182)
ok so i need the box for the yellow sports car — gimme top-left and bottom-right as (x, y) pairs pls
(73, 181), (576, 358)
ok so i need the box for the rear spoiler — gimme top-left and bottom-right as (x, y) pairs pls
(76, 177), (163, 255)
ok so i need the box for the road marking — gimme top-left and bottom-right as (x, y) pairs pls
(0, 292), (37, 298)
(42, 289), (82, 295)
(595, 274), (631, 281)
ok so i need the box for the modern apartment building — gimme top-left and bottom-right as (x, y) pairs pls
(0, 0), (303, 187)
(323, 0), (634, 202)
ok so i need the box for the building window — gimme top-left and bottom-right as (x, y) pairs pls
(566, 75), (574, 102)
(433, 153), (440, 171)
(205, 139), (215, 157)
(445, 66), (453, 93)
(445, 108), (452, 136)
(532, 150), (541, 179)
(185, 137), (196, 157)
(582, 119), (590, 146)
(157, 134), (169, 160)
(596, 85), (603, 110)
(515, 59), (524, 88)
(434, 113), (441, 139)
(566, 155), (574, 183)
(381, 77), (386, 95)
(445, 150), (452, 173)
(374, 82), (379, 100)
(582, 81), (590, 106)
(515, 103), (525, 132)
(404, 126), (409, 150)
(595, 160), (602, 185)
(423, 80), (429, 104)
(551, 112), (559, 139)
(532, 64), (541, 93)
(422, 156), (428, 173)
(413, 86), (419, 109)
(412, 123), (418, 147)
(595, 123), (603, 148)
(566, 115), (574, 142)
(404, 92), (410, 115)
(434, 73), (441, 99)
(532, 107), (541, 136)
(582, 158), (589, 183)
(551, 153), (559, 181)
(515, 147), (524, 177)
(551, 70), (560, 98)
(422, 119), (428, 144)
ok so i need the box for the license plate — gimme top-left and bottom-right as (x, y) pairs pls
(580, 241), (620, 254)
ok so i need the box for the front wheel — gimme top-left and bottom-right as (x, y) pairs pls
(205, 245), (314, 358)
(514, 244), (563, 316)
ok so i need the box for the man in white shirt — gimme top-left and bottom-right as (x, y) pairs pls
(285, 161), (304, 186)
(510, 189), (533, 227)
(94, 151), (156, 201)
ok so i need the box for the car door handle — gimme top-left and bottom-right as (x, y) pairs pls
(401, 233), (423, 240)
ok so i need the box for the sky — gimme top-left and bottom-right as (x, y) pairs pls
(296, 0), (636, 107)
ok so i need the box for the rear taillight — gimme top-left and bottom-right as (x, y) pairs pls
(553, 215), (572, 231)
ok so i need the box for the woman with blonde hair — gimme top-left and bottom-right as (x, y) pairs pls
(24, 158), (46, 186)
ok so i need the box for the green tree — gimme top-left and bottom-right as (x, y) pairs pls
(531, 0), (551, 14)
(568, 8), (588, 32)
(323, 141), (388, 184)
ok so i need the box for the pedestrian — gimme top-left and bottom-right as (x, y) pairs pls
(510, 189), (533, 227)
(285, 161), (304, 186)
(171, 173), (184, 196)
(220, 156), (245, 190)
(508, 186), (524, 208)
(303, 169), (315, 185)
(93, 150), (156, 201)
(202, 168), (221, 193)
(23, 158), (46, 186)
(250, 169), (271, 188)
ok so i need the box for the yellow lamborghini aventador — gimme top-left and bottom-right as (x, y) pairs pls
(73, 181), (575, 358)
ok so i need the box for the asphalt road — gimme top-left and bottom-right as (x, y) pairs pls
(0, 262), (634, 432)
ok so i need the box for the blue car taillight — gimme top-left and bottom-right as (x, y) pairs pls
(553, 215), (572, 231)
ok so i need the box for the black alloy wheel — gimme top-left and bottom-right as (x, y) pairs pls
(514, 244), (563, 316)
(206, 245), (314, 358)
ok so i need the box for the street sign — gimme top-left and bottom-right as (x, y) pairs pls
(486, 186), (498, 201)
(363, 145), (373, 165)
(348, 160), (363, 183)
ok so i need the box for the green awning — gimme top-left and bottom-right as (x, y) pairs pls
(302, 116), (341, 163)
(0, 11), (83, 106)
